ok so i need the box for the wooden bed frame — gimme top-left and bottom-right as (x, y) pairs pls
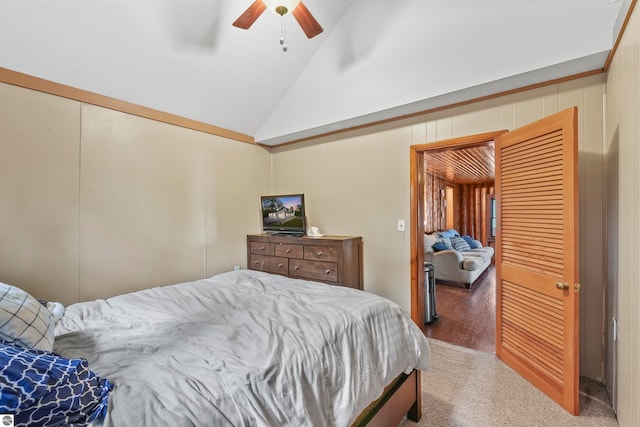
(351, 370), (422, 426)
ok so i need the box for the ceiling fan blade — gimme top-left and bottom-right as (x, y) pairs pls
(232, 0), (267, 30)
(292, 2), (323, 39)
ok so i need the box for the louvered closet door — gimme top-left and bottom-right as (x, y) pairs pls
(495, 107), (580, 415)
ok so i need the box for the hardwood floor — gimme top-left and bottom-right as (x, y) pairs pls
(422, 265), (496, 353)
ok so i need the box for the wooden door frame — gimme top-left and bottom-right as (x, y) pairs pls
(410, 130), (507, 325)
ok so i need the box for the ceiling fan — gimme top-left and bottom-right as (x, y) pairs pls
(233, 0), (324, 39)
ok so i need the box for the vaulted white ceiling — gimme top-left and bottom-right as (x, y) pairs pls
(0, 0), (631, 146)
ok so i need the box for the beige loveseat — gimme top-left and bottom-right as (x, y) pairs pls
(424, 230), (494, 288)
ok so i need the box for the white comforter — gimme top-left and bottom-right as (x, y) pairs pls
(54, 270), (430, 427)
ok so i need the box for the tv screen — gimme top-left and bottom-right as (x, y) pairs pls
(261, 194), (306, 235)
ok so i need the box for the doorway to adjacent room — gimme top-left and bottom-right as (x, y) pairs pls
(415, 133), (499, 353)
(410, 108), (581, 414)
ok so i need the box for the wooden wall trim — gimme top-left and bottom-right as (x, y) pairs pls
(409, 147), (424, 326)
(603, 0), (637, 72)
(0, 67), (255, 145)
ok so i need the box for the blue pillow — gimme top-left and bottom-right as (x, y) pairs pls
(436, 229), (459, 239)
(0, 341), (111, 427)
(432, 242), (449, 252)
(450, 236), (471, 252)
(461, 235), (482, 249)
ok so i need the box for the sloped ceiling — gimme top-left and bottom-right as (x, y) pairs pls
(0, 0), (631, 146)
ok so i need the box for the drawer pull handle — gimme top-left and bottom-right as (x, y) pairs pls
(294, 265), (300, 270)
(278, 263), (283, 268)
(317, 251), (323, 257)
(286, 249), (291, 253)
(325, 269), (331, 275)
(259, 246), (265, 251)
(253, 260), (260, 265)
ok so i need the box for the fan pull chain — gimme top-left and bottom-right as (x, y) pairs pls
(280, 15), (288, 52)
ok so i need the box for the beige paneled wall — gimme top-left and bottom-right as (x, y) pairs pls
(0, 83), (271, 305)
(0, 83), (81, 305)
(203, 131), (271, 277)
(272, 74), (606, 381)
(272, 127), (412, 307)
(605, 5), (640, 426)
(80, 105), (208, 301)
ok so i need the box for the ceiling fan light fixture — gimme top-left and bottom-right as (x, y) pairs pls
(262, 0), (300, 15)
(233, 0), (323, 40)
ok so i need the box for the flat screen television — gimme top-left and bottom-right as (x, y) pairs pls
(260, 194), (306, 236)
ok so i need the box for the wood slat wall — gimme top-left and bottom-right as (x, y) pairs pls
(455, 182), (494, 244)
(423, 173), (448, 233)
(423, 172), (494, 242)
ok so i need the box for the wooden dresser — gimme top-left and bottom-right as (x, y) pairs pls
(246, 234), (363, 290)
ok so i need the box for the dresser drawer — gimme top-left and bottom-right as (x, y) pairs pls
(290, 260), (338, 282)
(274, 243), (303, 259)
(249, 255), (289, 275)
(247, 234), (363, 289)
(304, 245), (338, 262)
(250, 242), (274, 256)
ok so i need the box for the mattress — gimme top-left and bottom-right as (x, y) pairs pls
(54, 270), (430, 426)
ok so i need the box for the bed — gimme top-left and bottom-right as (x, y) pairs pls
(2, 270), (430, 426)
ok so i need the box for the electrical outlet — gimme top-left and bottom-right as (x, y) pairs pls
(233, 265), (240, 271)
(397, 219), (406, 232)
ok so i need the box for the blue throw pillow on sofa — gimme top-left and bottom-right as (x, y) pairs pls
(436, 229), (459, 239)
(432, 242), (449, 252)
(450, 236), (471, 251)
(461, 235), (482, 249)
(0, 340), (111, 427)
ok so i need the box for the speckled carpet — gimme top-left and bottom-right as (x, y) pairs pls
(399, 338), (619, 427)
